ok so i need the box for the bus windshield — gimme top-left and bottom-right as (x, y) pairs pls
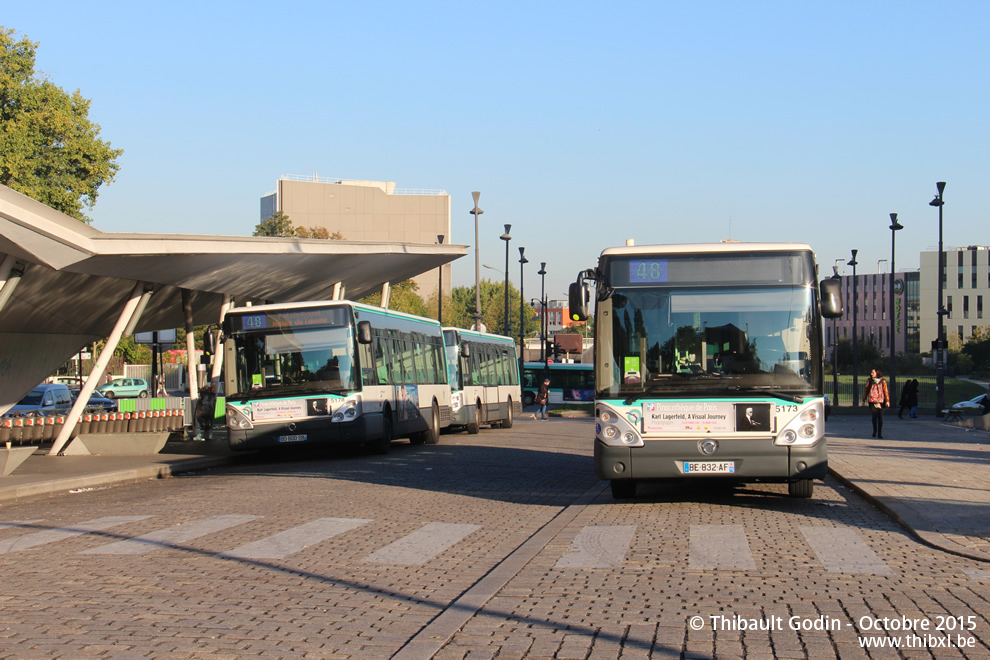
(229, 325), (357, 400)
(602, 284), (819, 401)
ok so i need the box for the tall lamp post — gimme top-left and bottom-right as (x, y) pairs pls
(849, 249), (859, 407)
(518, 247), (528, 367)
(888, 213), (903, 401)
(470, 191), (483, 330)
(831, 263), (841, 407)
(538, 263), (547, 362)
(500, 225), (512, 336)
(437, 234), (445, 325)
(930, 182), (947, 416)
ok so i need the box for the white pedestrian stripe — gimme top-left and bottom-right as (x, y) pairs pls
(0, 516), (152, 554)
(220, 517), (372, 559)
(555, 525), (636, 569)
(363, 522), (481, 565)
(689, 524), (756, 570)
(800, 526), (894, 575)
(81, 514), (259, 555)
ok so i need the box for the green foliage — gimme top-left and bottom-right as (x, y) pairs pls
(443, 280), (536, 337)
(359, 279), (429, 317)
(962, 325), (990, 375)
(0, 28), (122, 222)
(253, 211), (295, 237)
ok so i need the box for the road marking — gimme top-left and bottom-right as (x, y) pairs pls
(81, 514), (259, 555)
(0, 516), (152, 554)
(363, 522), (481, 565)
(689, 524), (756, 570)
(220, 517), (372, 559)
(800, 526), (894, 575)
(555, 525), (636, 568)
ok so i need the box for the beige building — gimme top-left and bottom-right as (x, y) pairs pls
(261, 175), (452, 300)
(920, 245), (990, 351)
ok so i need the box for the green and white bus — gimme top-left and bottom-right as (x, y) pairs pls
(521, 362), (594, 406)
(443, 327), (521, 433)
(223, 301), (451, 453)
(570, 242), (843, 499)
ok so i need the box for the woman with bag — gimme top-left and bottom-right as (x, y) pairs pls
(862, 368), (891, 438)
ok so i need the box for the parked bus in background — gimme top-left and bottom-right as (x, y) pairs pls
(569, 242), (843, 499)
(521, 362), (594, 407)
(223, 301), (451, 453)
(442, 328), (520, 433)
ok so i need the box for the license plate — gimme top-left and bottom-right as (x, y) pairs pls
(684, 461), (735, 474)
(278, 434), (307, 443)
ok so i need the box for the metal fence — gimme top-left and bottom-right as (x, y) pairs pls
(825, 376), (937, 408)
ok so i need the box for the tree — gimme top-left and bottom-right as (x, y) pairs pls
(295, 225), (343, 239)
(253, 211), (295, 237)
(359, 279), (429, 317)
(0, 28), (122, 222)
(446, 280), (536, 337)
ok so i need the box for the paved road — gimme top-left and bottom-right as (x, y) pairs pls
(1, 418), (989, 658)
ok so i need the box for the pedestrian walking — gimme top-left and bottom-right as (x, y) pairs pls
(908, 379), (919, 418)
(898, 379), (917, 419)
(863, 368), (890, 438)
(536, 377), (550, 420)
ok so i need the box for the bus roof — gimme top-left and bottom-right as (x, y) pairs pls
(226, 299), (442, 327)
(600, 242), (815, 258)
(443, 327), (516, 343)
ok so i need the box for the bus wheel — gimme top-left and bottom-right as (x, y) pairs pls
(466, 402), (481, 435)
(522, 391), (534, 407)
(610, 480), (636, 499)
(422, 401), (441, 445)
(788, 479), (814, 498)
(373, 410), (393, 455)
(501, 399), (514, 429)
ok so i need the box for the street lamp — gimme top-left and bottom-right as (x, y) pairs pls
(888, 213), (903, 402)
(501, 224), (512, 337)
(930, 182), (947, 416)
(518, 247), (528, 366)
(848, 249), (859, 406)
(831, 263), (842, 407)
(470, 191), (483, 330)
(437, 234), (445, 325)
(538, 262), (547, 362)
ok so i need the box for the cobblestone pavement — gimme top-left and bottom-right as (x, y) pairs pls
(0, 417), (988, 658)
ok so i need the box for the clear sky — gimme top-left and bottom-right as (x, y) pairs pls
(4, 1), (987, 304)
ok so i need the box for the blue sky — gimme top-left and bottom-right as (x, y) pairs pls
(4, 1), (987, 303)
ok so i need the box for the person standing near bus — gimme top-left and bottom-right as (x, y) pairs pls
(536, 377), (550, 420)
(863, 368), (890, 438)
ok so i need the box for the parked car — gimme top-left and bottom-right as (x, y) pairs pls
(96, 378), (149, 399)
(950, 394), (990, 415)
(75, 393), (118, 412)
(5, 384), (73, 417)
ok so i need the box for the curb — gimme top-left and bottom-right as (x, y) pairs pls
(828, 466), (990, 563)
(0, 455), (234, 505)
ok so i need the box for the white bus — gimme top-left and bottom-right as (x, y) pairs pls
(569, 242), (843, 499)
(223, 301), (451, 453)
(442, 328), (521, 433)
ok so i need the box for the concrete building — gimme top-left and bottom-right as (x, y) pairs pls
(828, 270), (920, 360)
(920, 246), (990, 350)
(261, 175), (451, 301)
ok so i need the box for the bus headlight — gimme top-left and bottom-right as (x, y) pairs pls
(774, 400), (824, 446)
(226, 404), (254, 430)
(596, 404), (643, 448)
(780, 429), (797, 445)
(332, 395), (362, 422)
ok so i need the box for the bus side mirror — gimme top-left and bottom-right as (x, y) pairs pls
(820, 279), (843, 319)
(357, 320), (373, 344)
(460, 343), (471, 358)
(568, 281), (589, 322)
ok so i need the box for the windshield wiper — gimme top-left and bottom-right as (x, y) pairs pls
(726, 385), (805, 403)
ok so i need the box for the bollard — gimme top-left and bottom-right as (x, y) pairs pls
(125, 412), (136, 433)
(112, 413), (124, 434)
(29, 416), (44, 443)
(10, 418), (24, 445)
(79, 414), (92, 436)
(23, 417), (36, 444)
(0, 418), (10, 445)
(137, 411), (147, 433)
(155, 410), (165, 432)
(53, 416), (67, 441)
(42, 416), (56, 442)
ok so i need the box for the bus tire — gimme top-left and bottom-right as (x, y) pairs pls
(610, 480), (637, 499)
(788, 479), (814, 498)
(501, 399), (514, 429)
(373, 408), (393, 455)
(466, 402), (481, 435)
(418, 401), (441, 445)
(522, 391), (534, 407)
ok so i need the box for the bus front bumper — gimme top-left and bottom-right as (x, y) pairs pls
(594, 437), (827, 482)
(228, 415), (379, 451)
